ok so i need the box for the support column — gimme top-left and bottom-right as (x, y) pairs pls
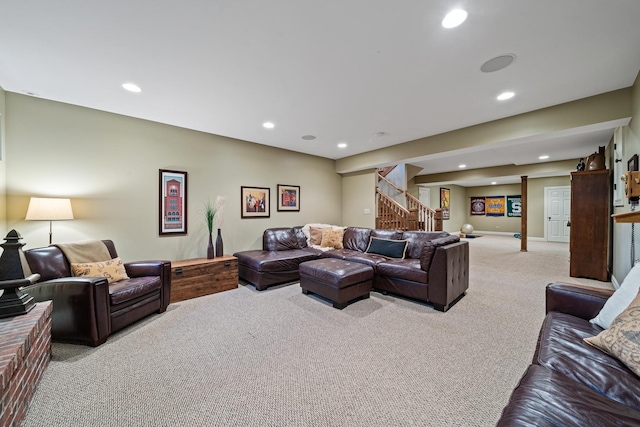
(521, 176), (528, 252)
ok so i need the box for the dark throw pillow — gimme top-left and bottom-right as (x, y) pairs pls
(365, 237), (408, 259)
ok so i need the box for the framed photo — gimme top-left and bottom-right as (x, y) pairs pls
(159, 169), (187, 235)
(241, 186), (270, 218)
(629, 154), (639, 172)
(440, 187), (450, 220)
(277, 184), (300, 212)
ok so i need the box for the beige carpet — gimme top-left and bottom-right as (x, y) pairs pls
(22, 236), (612, 426)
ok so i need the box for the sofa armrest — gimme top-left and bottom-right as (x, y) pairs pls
(23, 277), (111, 346)
(124, 260), (172, 310)
(427, 241), (469, 311)
(545, 282), (614, 320)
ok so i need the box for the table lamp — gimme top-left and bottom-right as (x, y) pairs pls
(25, 197), (74, 244)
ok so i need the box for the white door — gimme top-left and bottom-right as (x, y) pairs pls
(419, 187), (430, 207)
(545, 186), (571, 243)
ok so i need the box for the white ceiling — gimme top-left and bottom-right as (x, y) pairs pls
(1, 1), (639, 185)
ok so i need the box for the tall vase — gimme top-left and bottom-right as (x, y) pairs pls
(215, 228), (224, 257)
(207, 234), (214, 259)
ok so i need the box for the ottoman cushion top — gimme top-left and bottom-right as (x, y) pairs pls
(300, 258), (373, 288)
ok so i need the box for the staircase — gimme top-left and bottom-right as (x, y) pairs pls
(376, 171), (441, 231)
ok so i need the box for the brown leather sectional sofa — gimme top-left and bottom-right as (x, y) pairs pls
(497, 283), (640, 426)
(234, 226), (469, 312)
(23, 240), (171, 346)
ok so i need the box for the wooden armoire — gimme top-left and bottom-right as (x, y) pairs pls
(569, 169), (610, 281)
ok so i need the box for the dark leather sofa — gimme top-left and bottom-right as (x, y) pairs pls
(234, 226), (469, 312)
(497, 283), (640, 426)
(23, 240), (171, 346)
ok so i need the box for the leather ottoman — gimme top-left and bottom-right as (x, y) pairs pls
(299, 258), (373, 309)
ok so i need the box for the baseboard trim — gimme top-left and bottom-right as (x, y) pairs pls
(472, 230), (545, 241)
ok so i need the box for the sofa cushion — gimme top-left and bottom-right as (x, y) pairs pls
(24, 246), (71, 281)
(585, 291), (640, 378)
(109, 276), (161, 305)
(377, 259), (427, 283)
(263, 228), (301, 251)
(343, 227), (372, 252)
(235, 249), (319, 272)
(322, 248), (361, 260)
(535, 311), (640, 411)
(371, 229), (403, 240)
(293, 226), (308, 248)
(402, 231), (448, 259)
(71, 257), (130, 284)
(420, 235), (461, 271)
(320, 228), (344, 249)
(496, 365), (640, 427)
(365, 237), (408, 259)
(591, 263), (640, 329)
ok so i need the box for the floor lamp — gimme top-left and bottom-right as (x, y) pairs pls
(25, 197), (74, 245)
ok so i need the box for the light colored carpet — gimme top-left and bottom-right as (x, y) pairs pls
(22, 236), (612, 426)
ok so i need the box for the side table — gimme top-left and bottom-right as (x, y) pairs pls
(170, 255), (238, 303)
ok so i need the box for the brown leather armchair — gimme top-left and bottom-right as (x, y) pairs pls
(23, 240), (171, 346)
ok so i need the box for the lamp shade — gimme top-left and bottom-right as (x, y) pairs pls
(25, 197), (74, 221)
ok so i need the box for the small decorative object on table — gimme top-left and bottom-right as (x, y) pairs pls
(0, 230), (40, 318)
(576, 158), (585, 171)
(203, 196), (226, 259)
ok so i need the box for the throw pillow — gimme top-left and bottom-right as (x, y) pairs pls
(320, 228), (344, 249)
(591, 263), (640, 329)
(71, 257), (130, 284)
(309, 226), (325, 246)
(365, 237), (408, 259)
(584, 291), (640, 377)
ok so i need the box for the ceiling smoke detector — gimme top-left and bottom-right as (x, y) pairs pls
(301, 135), (316, 140)
(480, 54), (516, 73)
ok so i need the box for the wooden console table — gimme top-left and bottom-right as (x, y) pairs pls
(170, 255), (238, 303)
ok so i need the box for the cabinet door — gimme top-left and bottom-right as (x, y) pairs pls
(569, 170), (609, 281)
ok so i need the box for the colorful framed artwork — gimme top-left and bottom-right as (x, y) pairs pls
(440, 187), (450, 220)
(486, 196), (505, 217)
(470, 196), (485, 216)
(241, 186), (270, 218)
(159, 169), (188, 235)
(277, 184), (300, 212)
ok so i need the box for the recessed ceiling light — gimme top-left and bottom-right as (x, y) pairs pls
(337, 143), (347, 148)
(459, 164), (466, 168)
(301, 135), (316, 140)
(539, 155), (549, 160)
(497, 91), (515, 101)
(262, 122), (275, 129)
(442, 9), (468, 28)
(480, 54), (516, 73)
(491, 181), (497, 185)
(122, 83), (142, 93)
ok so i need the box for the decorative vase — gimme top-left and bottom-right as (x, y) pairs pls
(207, 234), (214, 259)
(215, 228), (223, 257)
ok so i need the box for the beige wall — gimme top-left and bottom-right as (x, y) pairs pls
(4, 93), (342, 261)
(341, 170), (376, 228)
(612, 71), (640, 283)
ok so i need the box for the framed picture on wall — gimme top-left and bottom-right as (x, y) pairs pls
(277, 184), (300, 212)
(629, 154), (639, 172)
(241, 186), (270, 218)
(159, 169), (188, 235)
(440, 187), (450, 220)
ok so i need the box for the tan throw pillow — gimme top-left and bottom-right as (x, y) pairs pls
(71, 257), (130, 284)
(309, 226), (325, 246)
(585, 291), (640, 377)
(320, 228), (344, 249)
